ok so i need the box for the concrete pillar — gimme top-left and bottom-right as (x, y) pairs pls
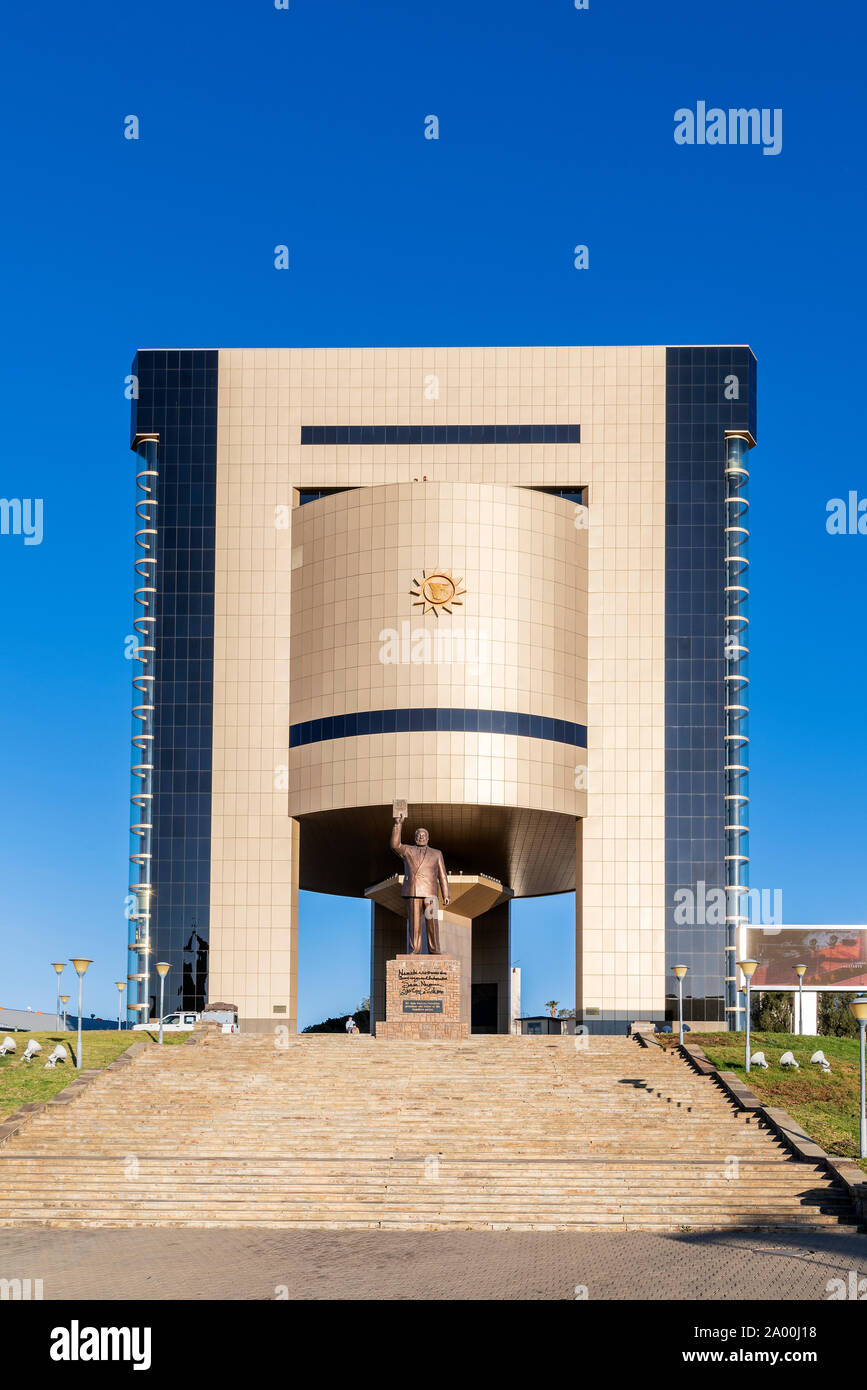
(795, 989), (818, 1035)
(370, 902), (404, 1030)
(575, 818), (587, 1023)
(226, 815), (299, 1035)
(471, 901), (510, 1033)
(438, 908), (473, 1024)
(510, 966), (522, 1034)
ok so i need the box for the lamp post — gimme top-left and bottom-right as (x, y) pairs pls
(850, 996), (867, 1160)
(60, 995), (69, 1030)
(51, 963), (65, 1030)
(793, 963), (807, 1035)
(672, 964), (688, 1047)
(70, 959), (92, 1069)
(155, 962), (170, 1044)
(737, 959), (758, 1073)
(115, 981), (126, 1032)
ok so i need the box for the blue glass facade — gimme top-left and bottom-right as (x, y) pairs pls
(129, 350), (218, 1015)
(665, 347), (756, 1025)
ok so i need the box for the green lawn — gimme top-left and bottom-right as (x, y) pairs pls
(0, 1029), (185, 1121)
(679, 1032), (866, 1175)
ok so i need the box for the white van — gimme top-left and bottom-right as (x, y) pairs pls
(132, 1011), (200, 1033)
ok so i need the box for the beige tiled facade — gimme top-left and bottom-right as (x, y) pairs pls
(206, 347), (667, 1031)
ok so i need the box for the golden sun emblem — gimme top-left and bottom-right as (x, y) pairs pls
(410, 568), (466, 616)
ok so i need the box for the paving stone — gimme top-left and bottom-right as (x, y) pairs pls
(1, 1227), (865, 1301)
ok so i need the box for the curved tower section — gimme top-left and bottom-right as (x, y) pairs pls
(287, 481), (587, 898)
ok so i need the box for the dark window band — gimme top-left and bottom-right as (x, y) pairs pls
(297, 487), (355, 505)
(289, 707), (587, 748)
(301, 424), (580, 446)
(531, 486), (585, 505)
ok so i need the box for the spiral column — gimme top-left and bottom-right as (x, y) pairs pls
(724, 430), (754, 1028)
(128, 435), (159, 1024)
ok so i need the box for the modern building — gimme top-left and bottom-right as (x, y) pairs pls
(126, 345), (756, 1034)
(0, 1007), (65, 1033)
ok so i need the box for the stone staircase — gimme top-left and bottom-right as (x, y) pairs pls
(0, 1033), (858, 1231)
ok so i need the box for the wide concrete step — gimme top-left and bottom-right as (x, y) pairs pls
(0, 1215), (856, 1232)
(0, 1160), (815, 1177)
(0, 1208), (850, 1228)
(0, 1170), (830, 1185)
(0, 1174), (839, 1193)
(10, 1146), (788, 1162)
(0, 1188), (846, 1208)
(20, 1129), (767, 1140)
(51, 1112), (746, 1123)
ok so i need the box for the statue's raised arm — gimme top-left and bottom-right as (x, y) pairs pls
(390, 811), (407, 858)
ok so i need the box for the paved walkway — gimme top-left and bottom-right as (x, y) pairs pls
(1, 1227), (865, 1300)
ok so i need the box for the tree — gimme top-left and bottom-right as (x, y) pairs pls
(544, 1000), (560, 1018)
(303, 1009), (370, 1034)
(750, 992), (792, 1032)
(818, 992), (859, 1037)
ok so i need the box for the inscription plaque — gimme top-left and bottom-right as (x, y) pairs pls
(378, 952), (468, 1040)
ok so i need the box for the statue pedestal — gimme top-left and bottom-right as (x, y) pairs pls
(375, 955), (469, 1040)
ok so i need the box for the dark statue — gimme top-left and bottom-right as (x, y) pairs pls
(390, 810), (450, 954)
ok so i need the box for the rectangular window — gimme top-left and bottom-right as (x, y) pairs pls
(301, 424), (581, 446)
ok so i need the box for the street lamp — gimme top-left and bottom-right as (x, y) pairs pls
(850, 996), (867, 1160)
(59, 995), (69, 1030)
(155, 962), (170, 1044)
(115, 981), (126, 1032)
(793, 963), (807, 1035)
(737, 959), (758, 1073)
(69, 959), (92, 1069)
(51, 963), (65, 1030)
(672, 964), (688, 1047)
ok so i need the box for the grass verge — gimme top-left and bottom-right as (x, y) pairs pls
(0, 1029), (185, 1121)
(674, 1031), (866, 1175)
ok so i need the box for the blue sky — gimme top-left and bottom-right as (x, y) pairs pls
(0, 0), (864, 1026)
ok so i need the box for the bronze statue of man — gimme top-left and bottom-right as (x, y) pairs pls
(390, 810), (450, 954)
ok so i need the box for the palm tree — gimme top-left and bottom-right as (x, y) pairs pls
(545, 1000), (560, 1018)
